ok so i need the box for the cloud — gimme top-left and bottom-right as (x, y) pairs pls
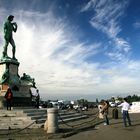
(133, 21), (140, 29)
(81, 0), (130, 61)
(0, 10), (102, 95)
(0, 1), (140, 100)
(81, 0), (127, 36)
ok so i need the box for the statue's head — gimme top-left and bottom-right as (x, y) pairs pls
(7, 15), (14, 21)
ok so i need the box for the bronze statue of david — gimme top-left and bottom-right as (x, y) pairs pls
(2, 15), (17, 60)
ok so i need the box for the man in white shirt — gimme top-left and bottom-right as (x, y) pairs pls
(118, 98), (131, 127)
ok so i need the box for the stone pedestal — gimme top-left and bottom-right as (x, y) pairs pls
(0, 59), (20, 85)
(0, 59), (32, 107)
(47, 108), (59, 133)
(0, 60), (20, 108)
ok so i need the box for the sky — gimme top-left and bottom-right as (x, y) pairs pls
(0, 0), (140, 101)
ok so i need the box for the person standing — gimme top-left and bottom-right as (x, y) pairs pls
(118, 98), (131, 127)
(102, 100), (110, 125)
(5, 88), (13, 110)
(98, 100), (104, 119)
(35, 89), (40, 109)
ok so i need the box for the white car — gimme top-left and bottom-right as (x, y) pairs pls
(73, 104), (79, 110)
(110, 102), (116, 107)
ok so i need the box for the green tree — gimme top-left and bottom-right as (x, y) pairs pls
(77, 99), (88, 106)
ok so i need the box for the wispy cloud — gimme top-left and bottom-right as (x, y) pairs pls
(133, 21), (140, 29)
(0, 1), (140, 99)
(81, 0), (127, 37)
(81, 0), (130, 61)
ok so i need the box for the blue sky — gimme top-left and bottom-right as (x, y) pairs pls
(0, 0), (140, 101)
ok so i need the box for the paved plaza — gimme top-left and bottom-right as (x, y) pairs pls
(62, 113), (140, 140)
(0, 110), (140, 140)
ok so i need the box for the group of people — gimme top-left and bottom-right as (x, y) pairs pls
(98, 98), (131, 127)
(4, 87), (40, 110)
(4, 87), (131, 127)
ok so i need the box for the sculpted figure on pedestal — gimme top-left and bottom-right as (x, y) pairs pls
(2, 15), (17, 60)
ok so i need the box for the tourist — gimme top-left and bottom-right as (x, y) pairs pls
(102, 100), (110, 125)
(4, 88), (13, 110)
(35, 89), (40, 108)
(98, 100), (104, 119)
(118, 98), (131, 127)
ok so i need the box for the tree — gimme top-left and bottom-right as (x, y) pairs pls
(77, 99), (88, 106)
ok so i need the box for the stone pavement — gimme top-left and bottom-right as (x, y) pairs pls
(0, 111), (140, 140)
(58, 113), (140, 140)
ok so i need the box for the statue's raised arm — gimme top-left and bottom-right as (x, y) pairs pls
(12, 22), (17, 32)
(2, 15), (17, 60)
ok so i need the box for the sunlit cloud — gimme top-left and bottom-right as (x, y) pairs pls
(5, 10), (102, 94)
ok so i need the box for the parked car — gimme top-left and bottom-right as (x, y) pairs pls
(73, 104), (79, 110)
(73, 104), (88, 111)
(109, 102), (116, 107)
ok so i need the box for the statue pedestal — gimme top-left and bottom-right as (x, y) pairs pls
(0, 59), (33, 107)
(0, 59), (20, 84)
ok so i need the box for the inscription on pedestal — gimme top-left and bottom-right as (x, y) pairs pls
(9, 64), (18, 75)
